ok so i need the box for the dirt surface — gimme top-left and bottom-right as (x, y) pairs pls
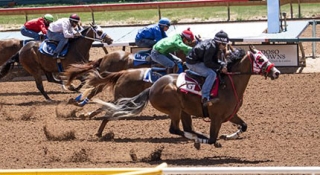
(0, 25), (320, 170)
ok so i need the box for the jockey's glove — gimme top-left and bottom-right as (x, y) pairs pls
(74, 32), (82, 37)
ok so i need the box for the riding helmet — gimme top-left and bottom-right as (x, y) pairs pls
(158, 18), (171, 27)
(181, 28), (194, 41)
(214, 30), (229, 44)
(44, 14), (54, 22)
(69, 14), (80, 23)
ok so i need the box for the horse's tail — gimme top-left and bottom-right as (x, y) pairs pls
(0, 52), (19, 79)
(84, 69), (125, 90)
(62, 58), (102, 86)
(93, 88), (151, 120)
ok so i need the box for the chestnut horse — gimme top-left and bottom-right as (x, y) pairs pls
(75, 63), (183, 126)
(0, 24), (113, 101)
(92, 45), (281, 149)
(63, 44), (193, 106)
(0, 38), (22, 67)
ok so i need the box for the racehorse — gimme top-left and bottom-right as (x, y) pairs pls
(91, 45), (281, 148)
(0, 38), (22, 66)
(63, 43), (194, 106)
(74, 62), (183, 126)
(0, 24), (113, 101)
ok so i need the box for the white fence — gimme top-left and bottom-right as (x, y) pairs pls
(1, 163), (320, 175)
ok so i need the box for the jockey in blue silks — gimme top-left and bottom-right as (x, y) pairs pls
(135, 18), (171, 48)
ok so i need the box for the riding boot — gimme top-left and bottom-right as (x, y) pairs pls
(166, 67), (174, 74)
(202, 97), (220, 107)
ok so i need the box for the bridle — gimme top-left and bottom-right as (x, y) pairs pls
(226, 49), (275, 78)
(82, 25), (109, 43)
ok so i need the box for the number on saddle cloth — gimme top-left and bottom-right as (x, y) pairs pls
(38, 40), (69, 57)
(176, 70), (219, 98)
(133, 49), (152, 66)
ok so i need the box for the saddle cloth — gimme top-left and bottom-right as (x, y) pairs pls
(176, 71), (219, 97)
(133, 49), (152, 66)
(143, 67), (167, 83)
(39, 40), (69, 57)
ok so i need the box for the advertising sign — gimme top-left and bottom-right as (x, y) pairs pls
(235, 44), (299, 67)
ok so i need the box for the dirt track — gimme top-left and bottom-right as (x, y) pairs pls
(0, 25), (320, 169)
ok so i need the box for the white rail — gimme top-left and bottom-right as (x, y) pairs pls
(1, 163), (320, 175)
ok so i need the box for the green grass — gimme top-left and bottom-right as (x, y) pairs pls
(0, 3), (319, 27)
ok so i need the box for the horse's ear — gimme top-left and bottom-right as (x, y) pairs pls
(249, 45), (256, 53)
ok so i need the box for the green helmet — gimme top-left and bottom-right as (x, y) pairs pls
(44, 14), (53, 22)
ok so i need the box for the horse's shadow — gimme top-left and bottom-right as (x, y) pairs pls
(0, 91), (74, 97)
(113, 137), (187, 144)
(152, 156), (273, 166)
(99, 156), (272, 166)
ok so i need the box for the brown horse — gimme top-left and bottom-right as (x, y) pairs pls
(75, 65), (184, 127)
(63, 44), (193, 106)
(0, 38), (22, 67)
(91, 45), (281, 149)
(0, 24), (113, 101)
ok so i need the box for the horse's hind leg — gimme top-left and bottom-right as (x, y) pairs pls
(96, 119), (109, 137)
(168, 110), (184, 136)
(34, 75), (52, 101)
(219, 113), (247, 140)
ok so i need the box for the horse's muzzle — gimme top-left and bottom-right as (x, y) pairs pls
(271, 67), (281, 80)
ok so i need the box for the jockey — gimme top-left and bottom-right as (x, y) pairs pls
(150, 28), (194, 74)
(185, 30), (229, 107)
(135, 18), (171, 48)
(47, 14), (82, 59)
(20, 14), (54, 41)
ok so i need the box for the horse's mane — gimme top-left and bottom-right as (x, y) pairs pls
(226, 48), (246, 70)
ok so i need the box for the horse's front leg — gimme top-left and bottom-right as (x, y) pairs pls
(77, 107), (104, 120)
(180, 111), (210, 150)
(219, 113), (247, 140)
(206, 117), (223, 148)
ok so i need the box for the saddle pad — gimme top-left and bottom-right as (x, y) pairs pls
(177, 72), (219, 97)
(143, 68), (166, 83)
(177, 72), (202, 96)
(133, 49), (152, 66)
(39, 40), (68, 57)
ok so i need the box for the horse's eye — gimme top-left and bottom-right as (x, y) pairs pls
(258, 58), (264, 63)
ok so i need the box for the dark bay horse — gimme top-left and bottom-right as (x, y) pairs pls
(0, 38), (22, 66)
(92, 45), (281, 148)
(0, 24), (113, 101)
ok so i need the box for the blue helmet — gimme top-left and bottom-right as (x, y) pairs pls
(158, 18), (171, 27)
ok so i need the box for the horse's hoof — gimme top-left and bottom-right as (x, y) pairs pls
(214, 142), (222, 148)
(95, 133), (102, 138)
(78, 113), (86, 120)
(67, 84), (76, 91)
(194, 142), (201, 150)
(219, 134), (227, 140)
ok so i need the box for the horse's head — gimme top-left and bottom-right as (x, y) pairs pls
(81, 24), (113, 45)
(248, 45), (281, 80)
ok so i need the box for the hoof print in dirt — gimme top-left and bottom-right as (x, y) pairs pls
(141, 146), (164, 162)
(130, 149), (138, 162)
(55, 102), (83, 119)
(99, 131), (115, 142)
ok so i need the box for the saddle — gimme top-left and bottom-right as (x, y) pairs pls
(176, 70), (220, 98)
(39, 39), (69, 58)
